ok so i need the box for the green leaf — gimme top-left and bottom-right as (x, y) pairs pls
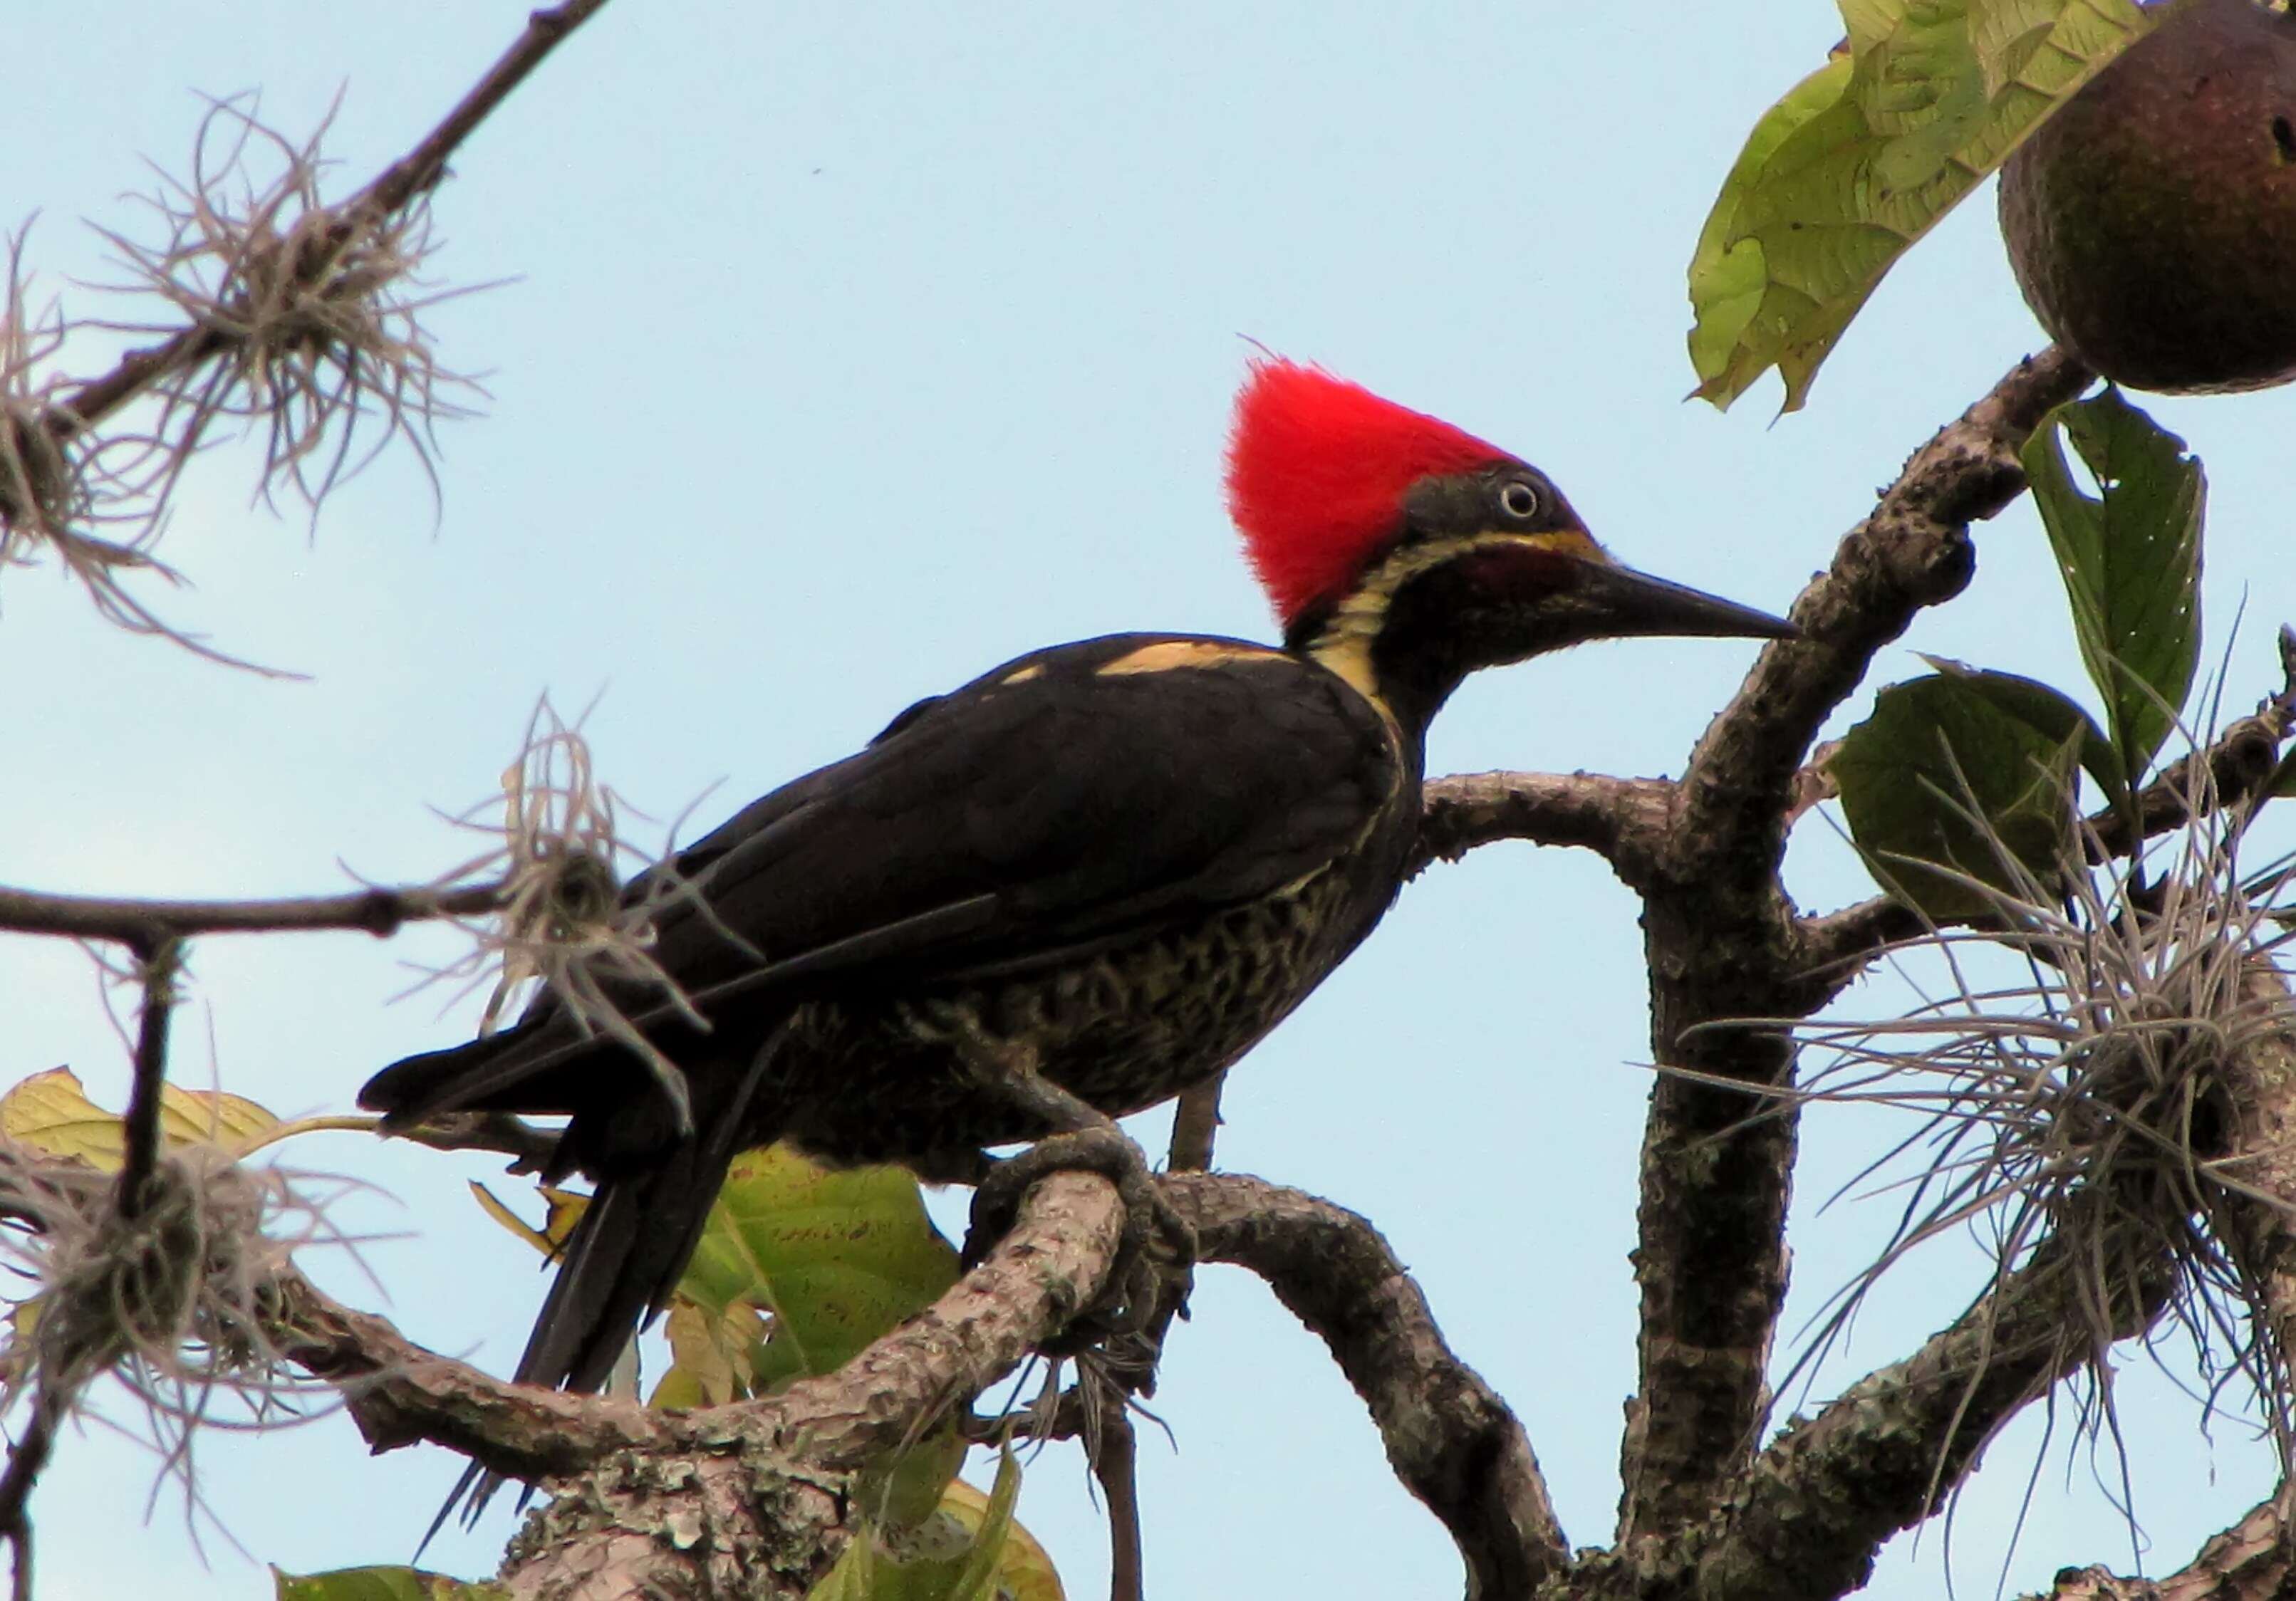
(672, 1144), (960, 1395)
(273, 1566), (506, 1601)
(1687, 53), (1854, 395)
(1831, 672), (2084, 917)
(1917, 655), (2128, 803)
(1687, 0), (2160, 412)
(2021, 387), (2206, 778)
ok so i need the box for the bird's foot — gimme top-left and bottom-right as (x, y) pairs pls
(963, 1126), (1196, 1345)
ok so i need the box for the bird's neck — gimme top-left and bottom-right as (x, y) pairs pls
(1289, 593), (1469, 748)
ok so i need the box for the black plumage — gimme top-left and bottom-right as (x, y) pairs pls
(363, 632), (1413, 1398)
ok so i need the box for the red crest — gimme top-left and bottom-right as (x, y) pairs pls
(1224, 357), (1511, 625)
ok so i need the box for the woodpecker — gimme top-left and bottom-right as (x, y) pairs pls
(363, 358), (1791, 1471)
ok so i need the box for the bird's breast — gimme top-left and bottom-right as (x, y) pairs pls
(774, 861), (1387, 1166)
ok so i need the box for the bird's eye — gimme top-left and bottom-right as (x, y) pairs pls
(1497, 481), (1542, 521)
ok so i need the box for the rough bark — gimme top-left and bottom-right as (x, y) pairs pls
(1618, 348), (2096, 1544)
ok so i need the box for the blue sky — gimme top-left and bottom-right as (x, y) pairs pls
(4, 5), (2291, 1597)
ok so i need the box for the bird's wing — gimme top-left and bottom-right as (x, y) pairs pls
(361, 632), (1401, 1120)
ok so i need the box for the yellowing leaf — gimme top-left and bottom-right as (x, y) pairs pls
(468, 1180), (588, 1257)
(0, 1067), (281, 1171)
(1687, 0), (2163, 412)
(648, 1296), (769, 1408)
(937, 1475), (1063, 1601)
(804, 1451), (1064, 1601)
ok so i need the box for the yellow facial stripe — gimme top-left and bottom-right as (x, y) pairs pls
(1300, 523), (1607, 727)
(1490, 526), (1609, 563)
(1096, 640), (1281, 676)
(998, 664), (1046, 685)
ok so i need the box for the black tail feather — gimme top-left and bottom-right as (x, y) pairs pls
(414, 1038), (785, 1548)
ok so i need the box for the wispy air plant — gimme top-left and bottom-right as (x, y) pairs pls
(0, 230), (113, 603)
(1, 92), (488, 668)
(1720, 718), (2296, 1488)
(83, 93), (485, 523)
(408, 697), (731, 1137)
(0, 1142), (371, 1545)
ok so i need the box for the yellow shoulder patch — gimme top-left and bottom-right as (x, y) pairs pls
(998, 663), (1046, 685)
(1094, 640), (1278, 677)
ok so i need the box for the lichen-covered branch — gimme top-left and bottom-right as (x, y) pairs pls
(1619, 347), (2097, 1544)
(1163, 1172), (1567, 1598)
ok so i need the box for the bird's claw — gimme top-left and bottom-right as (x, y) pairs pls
(962, 1125), (1195, 1343)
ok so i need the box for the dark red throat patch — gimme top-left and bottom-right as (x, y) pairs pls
(1224, 356), (1512, 627)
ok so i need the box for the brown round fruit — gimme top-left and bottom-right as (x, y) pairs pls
(1999, 0), (2296, 395)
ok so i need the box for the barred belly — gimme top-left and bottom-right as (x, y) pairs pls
(774, 868), (1356, 1167)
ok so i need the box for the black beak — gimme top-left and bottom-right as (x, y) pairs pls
(1579, 560), (1799, 642)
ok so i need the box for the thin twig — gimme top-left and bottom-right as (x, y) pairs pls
(0, 878), (506, 944)
(1084, 1070), (1230, 1601)
(1089, 1402), (1144, 1601)
(1166, 1072), (1225, 1179)
(0, 1397), (55, 1601)
(383, 1112), (559, 1174)
(115, 937), (182, 1219)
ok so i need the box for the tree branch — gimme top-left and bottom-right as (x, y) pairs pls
(1619, 347), (2097, 1544)
(1162, 1172), (1566, 1599)
(1671, 345), (2095, 868)
(1412, 770), (1676, 883)
(114, 937), (182, 1217)
(46, 0), (615, 443)
(0, 878), (506, 944)
(1680, 1234), (2171, 1601)
(265, 1266), (670, 1482)
(2033, 1487), (2296, 1601)
(269, 1172), (1125, 1498)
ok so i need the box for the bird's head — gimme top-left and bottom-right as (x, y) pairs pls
(1225, 356), (1793, 731)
